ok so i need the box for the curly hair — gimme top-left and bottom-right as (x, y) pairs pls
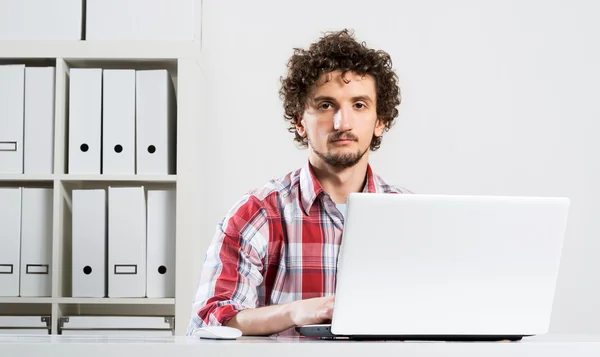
(279, 29), (401, 151)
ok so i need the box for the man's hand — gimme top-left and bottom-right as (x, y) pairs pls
(288, 296), (335, 326)
(224, 295), (335, 336)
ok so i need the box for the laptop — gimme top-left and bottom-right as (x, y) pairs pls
(296, 193), (570, 341)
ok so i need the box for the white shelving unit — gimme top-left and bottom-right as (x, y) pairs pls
(0, 1), (205, 336)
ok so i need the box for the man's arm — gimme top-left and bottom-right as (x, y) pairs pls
(187, 196), (335, 336)
(224, 296), (334, 336)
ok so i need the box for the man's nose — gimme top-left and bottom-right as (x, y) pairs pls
(333, 107), (353, 131)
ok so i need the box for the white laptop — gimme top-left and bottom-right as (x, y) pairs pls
(296, 193), (570, 341)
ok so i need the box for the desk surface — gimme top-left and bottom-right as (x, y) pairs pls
(0, 334), (599, 357)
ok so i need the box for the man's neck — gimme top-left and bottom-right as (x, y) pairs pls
(309, 156), (369, 204)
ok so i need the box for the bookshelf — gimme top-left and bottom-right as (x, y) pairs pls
(0, 0), (204, 336)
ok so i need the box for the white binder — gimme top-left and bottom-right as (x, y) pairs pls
(60, 330), (173, 337)
(0, 329), (50, 336)
(24, 67), (55, 175)
(86, 0), (194, 41)
(0, 188), (22, 296)
(59, 315), (174, 336)
(108, 187), (147, 297)
(0, 316), (50, 328)
(136, 70), (176, 175)
(0, 0), (82, 40)
(0, 65), (25, 174)
(68, 68), (102, 174)
(60, 316), (173, 329)
(72, 189), (107, 298)
(20, 188), (53, 297)
(102, 69), (135, 175)
(146, 189), (176, 298)
(0, 316), (51, 335)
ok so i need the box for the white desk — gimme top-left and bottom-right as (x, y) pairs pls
(0, 334), (598, 357)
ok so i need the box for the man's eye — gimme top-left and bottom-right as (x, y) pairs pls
(355, 103), (365, 109)
(319, 103), (332, 110)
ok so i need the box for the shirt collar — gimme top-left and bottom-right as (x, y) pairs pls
(299, 160), (379, 215)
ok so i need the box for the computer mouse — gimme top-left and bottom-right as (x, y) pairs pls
(192, 326), (243, 340)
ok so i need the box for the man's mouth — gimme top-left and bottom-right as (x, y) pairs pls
(331, 136), (357, 143)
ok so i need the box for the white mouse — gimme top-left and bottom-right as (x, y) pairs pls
(192, 325), (243, 340)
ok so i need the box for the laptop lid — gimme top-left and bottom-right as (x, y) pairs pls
(330, 193), (570, 337)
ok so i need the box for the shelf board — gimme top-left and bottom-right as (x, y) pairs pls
(0, 40), (200, 59)
(59, 174), (177, 183)
(0, 174), (55, 182)
(0, 297), (174, 305)
(0, 174), (176, 183)
(56, 298), (175, 305)
(0, 297), (54, 304)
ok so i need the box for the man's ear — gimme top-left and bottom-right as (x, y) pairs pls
(374, 118), (386, 137)
(296, 117), (307, 137)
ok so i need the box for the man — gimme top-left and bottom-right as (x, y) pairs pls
(187, 29), (411, 336)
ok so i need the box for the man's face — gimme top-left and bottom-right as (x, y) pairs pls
(296, 70), (385, 169)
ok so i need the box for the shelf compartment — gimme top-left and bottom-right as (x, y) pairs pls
(0, 302), (51, 316)
(56, 302), (175, 317)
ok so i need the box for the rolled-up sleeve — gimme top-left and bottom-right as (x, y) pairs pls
(186, 196), (269, 335)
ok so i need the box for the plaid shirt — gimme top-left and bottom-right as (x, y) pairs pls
(187, 161), (411, 334)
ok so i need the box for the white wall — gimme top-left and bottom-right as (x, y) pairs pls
(197, 0), (600, 333)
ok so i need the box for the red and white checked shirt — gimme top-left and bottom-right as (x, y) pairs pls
(187, 161), (411, 335)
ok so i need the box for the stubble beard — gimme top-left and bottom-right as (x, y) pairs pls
(307, 135), (369, 169)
